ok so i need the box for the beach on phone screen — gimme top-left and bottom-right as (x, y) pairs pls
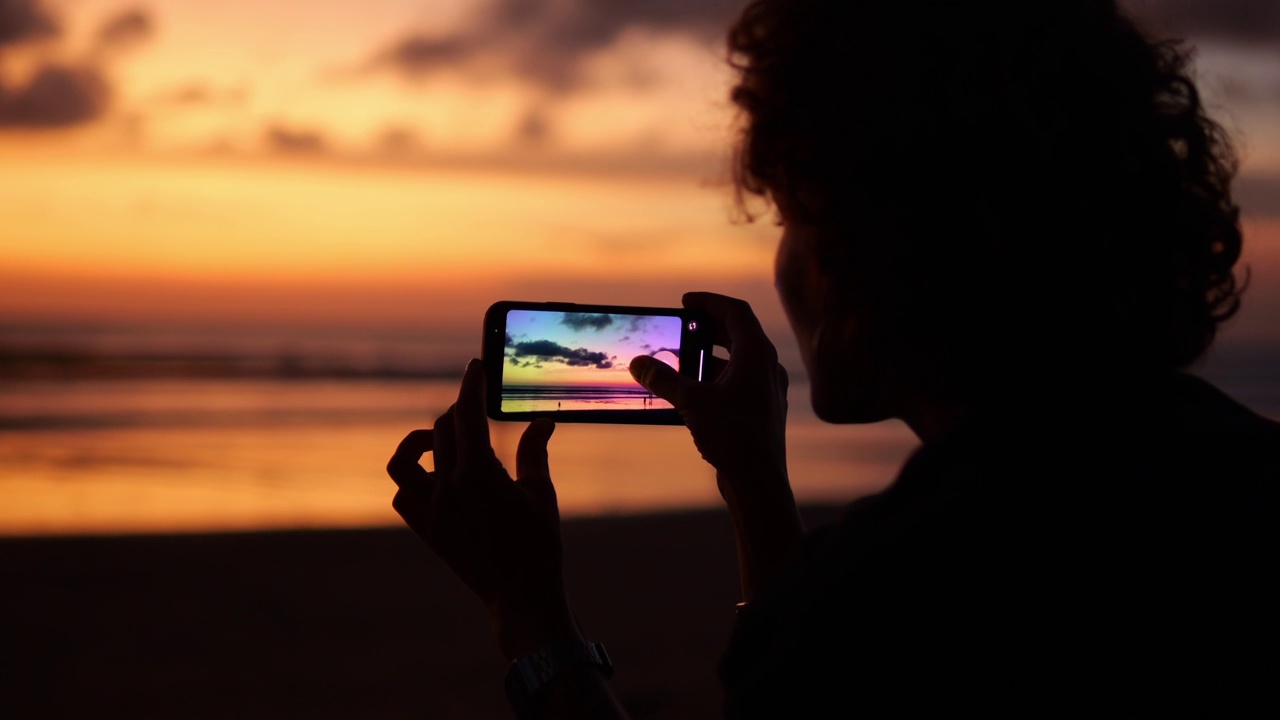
(501, 310), (681, 412)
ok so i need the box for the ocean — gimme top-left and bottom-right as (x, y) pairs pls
(2, 342), (1276, 536)
(0, 377), (917, 536)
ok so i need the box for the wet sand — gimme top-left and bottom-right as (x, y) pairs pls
(0, 504), (847, 720)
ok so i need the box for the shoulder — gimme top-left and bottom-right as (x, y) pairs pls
(718, 372), (1278, 716)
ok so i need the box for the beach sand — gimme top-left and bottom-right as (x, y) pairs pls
(1, 504), (847, 720)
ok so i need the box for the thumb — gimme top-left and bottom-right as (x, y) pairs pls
(515, 418), (556, 499)
(630, 355), (693, 408)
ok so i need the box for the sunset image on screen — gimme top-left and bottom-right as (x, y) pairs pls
(501, 309), (682, 412)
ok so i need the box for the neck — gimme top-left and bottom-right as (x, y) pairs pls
(898, 367), (1176, 444)
(898, 397), (967, 445)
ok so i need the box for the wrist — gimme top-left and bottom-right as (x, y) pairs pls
(716, 465), (793, 509)
(725, 486), (804, 547)
(492, 593), (581, 661)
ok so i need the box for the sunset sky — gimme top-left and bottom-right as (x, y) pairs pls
(2, 0), (1279, 372)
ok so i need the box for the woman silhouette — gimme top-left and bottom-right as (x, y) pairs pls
(387, 1), (1278, 716)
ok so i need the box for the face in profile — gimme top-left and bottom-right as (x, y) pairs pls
(774, 220), (899, 425)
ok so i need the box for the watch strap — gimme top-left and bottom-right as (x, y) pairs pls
(505, 639), (612, 719)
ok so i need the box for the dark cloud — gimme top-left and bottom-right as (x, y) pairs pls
(97, 8), (153, 52)
(377, 36), (476, 78)
(265, 125), (327, 153)
(368, 0), (744, 91)
(1123, 0), (1280, 46)
(624, 315), (654, 333)
(0, 0), (58, 47)
(561, 312), (613, 331)
(0, 64), (108, 127)
(510, 339), (614, 369)
(365, 1), (1280, 93)
(0, 4), (154, 129)
(483, 0), (738, 51)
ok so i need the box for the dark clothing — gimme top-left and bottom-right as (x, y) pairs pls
(720, 374), (1278, 716)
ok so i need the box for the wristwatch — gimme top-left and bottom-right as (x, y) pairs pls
(504, 638), (613, 719)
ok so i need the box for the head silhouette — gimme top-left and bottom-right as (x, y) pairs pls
(729, 0), (1245, 420)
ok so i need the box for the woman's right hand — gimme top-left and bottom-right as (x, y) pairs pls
(630, 292), (802, 601)
(629, 292), (791, 501)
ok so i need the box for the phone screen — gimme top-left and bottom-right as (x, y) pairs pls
(482, 301), (709, 424)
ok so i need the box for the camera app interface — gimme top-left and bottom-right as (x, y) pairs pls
(501, 309), (683, 412)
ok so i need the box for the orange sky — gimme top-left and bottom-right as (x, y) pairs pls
(2, 0), (1278, 355)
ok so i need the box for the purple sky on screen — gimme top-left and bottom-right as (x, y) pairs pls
(503, 309), (682, 387)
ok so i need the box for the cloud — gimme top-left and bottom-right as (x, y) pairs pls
(560, 312), (613, 331)
(0, 3), (154, 129)
(363, 1), (1280, 93)
(96, 7), (152, 53)
(366, 0), (743, 92)
(0, 64), (108, 127)
(509, 338), (614, 369)
(265, 125), (327, 153)
(1124, 0), (1280, 46)
(376, 35), (476, 78)
(0, 0), (58, 48)
(484, 0), (737, 51)
(624, 315), (655, 333)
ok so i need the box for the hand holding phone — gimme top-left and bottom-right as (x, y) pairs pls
(387, 359), (577, 660)
(482, 300), (713, 424)
(623, 292), (791, 488)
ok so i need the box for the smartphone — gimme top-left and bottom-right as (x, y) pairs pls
(482, 300), (712, 424)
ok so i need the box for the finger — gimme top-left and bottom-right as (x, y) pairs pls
(630, 355), (694, 408)
(387, 429), (435, 490)
(455, 357), (501, 477)
(515, 419), (557, 504)
(434, 406), (458, 479)
(704, 355), (730, 382)
(391, 485), (433, 539)
(683, 292), (776, 363)
(391, 485), (424, 522)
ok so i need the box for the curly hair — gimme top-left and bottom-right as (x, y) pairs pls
(728, 0), (1245, 394)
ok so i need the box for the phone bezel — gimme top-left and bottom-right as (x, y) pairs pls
(481, 300), (710, 425)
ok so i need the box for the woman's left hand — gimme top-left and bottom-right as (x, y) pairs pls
(386, 358), (579, 659)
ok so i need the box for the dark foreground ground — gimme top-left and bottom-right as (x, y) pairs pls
(0, 504), (846, 720)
